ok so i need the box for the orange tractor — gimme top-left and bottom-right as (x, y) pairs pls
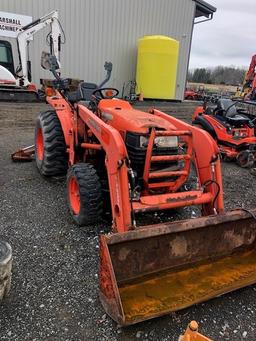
(14, 54), (256, 326)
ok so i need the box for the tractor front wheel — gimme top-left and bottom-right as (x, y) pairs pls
(67, 163), (103, 226)
(35, 111), (68, 176)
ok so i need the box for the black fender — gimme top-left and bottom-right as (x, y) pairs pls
(192, 116), (217, 139)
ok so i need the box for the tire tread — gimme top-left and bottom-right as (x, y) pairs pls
(35, 110), (68, 176)
(67, 163), (103, 226)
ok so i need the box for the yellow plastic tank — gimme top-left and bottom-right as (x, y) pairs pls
(136, 35), (179, 100)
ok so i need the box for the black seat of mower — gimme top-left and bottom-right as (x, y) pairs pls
(214, 98), (253, 127)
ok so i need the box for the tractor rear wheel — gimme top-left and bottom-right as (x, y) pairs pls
(35, 110), (68, 176)
(67, 163), (103, 226)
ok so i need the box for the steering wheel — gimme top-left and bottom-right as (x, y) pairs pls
(92, 87), (119, 101)
(213, 100), (238, 116)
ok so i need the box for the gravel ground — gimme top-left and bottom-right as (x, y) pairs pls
(0, 101), (256, 340)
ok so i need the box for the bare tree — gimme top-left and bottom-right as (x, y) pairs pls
(188, 66), (246, 85)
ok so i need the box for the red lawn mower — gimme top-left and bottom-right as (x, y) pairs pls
(192, 98), (256, 167)
(184, 85), (205, 101)
(184, 89), (203, 101)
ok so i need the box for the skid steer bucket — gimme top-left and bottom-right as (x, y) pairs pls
(99, 209), (256, 325)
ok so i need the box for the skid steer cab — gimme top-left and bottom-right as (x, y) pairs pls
(15, 53), (256, 326)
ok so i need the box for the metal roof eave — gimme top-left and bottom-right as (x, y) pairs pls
(194, 0), (217, 18)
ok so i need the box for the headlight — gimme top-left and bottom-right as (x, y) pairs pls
(154, 136), (178, 148)
(139, 135), (179, 148)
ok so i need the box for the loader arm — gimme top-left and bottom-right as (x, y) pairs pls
(153, 109), (224, 213)
(78, 103), (132, 232)
(16, 10), (62, 86)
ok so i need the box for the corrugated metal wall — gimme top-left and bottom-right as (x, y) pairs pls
(0, 0), (196, 100)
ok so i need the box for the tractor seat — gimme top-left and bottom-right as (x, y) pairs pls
(78, 82), (98, 101)
(66, 82), (98, 103)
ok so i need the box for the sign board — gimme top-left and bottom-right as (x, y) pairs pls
(0, 11), (32, 38)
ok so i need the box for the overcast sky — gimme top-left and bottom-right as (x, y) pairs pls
(189, 0), (256, 70)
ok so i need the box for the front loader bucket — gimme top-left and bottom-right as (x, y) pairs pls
(99, 209), (256, 325)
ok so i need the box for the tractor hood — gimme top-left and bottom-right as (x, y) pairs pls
(98, 99), (175, 134)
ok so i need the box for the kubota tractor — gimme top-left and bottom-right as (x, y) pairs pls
(192, 98), (256, 167)
(13, 54), (256, 326)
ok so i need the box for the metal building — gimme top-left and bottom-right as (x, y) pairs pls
(0, 0), (215, 100)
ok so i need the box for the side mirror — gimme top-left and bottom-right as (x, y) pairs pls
(41, 51), (59, 71)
